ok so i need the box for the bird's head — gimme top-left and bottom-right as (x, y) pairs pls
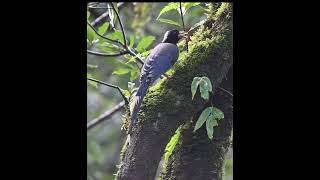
(162, 29), (187, 44)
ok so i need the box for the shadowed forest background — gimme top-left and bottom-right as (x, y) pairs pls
(87, 2), (233, 180)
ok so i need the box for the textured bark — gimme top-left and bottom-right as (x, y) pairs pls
(116, 3), (233, 180)
(160, 67), (233, 180)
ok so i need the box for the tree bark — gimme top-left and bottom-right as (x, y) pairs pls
(160, 67), (233, 180)
(116, 3), (233, 180)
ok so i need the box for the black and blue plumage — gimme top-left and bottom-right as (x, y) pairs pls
(129, 30), (186, 134)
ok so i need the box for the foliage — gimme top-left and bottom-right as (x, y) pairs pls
(164, 126), (181, 161)
(191, 76), (213, 100)
(136, 36), (156, 53)
(191, 76), (224, 140)
(193, 107), (224, 140)
(156, 2), (201, 27)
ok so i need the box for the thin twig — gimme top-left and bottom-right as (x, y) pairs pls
(187, 19), (206, 35)
(87, 77), (129, 104)
(127, 48), (144, 65)
(217, 87), (233, 97)
(88, 6), (113, 9)
(91, 11), (109, 26)
(110, 3), (127, 47)
(90, 2), (125, 27)
(87, 49), (129, 57)
(109, 3), (145, 66)
(88, 3), (145, 69)
(179, 2), (188, 52)
(87, 101), (125, 130)
(87, 21), (121, 45)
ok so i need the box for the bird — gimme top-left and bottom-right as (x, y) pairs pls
(128, 29), (187, 134)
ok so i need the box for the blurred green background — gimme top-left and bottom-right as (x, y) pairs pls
(87, 3), (232, 180)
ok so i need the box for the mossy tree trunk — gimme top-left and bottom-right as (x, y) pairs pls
(160, 67), (233, 180)
(116, 3), (233, 180)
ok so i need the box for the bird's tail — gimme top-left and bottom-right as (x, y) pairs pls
(128, 80), (149, 134)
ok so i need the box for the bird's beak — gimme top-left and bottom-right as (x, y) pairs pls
(178, 31), (188, 39)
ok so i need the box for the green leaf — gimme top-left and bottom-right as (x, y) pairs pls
(183, 2), (201, 15)
(130, 70), (139, 81)
(123, 89), (130, 98)
(112, 68), (130, 75)
(206, 115), (218, 140)
(106, 30), (124, 44)
(194, 107), (212, 132)
(211, 107), (224, 120)
(199, 79), (210, 100)
(96, 42), (121, 53)
(202, 77), (212, 92)
(157, 18), (181, 27)
(165, 127), (181, 161)
(136, 36), (156, 53)
(127, 50), (150, 64)
(129, 35), (135, 48)
(157, 2), (180, 19)
(194, 106), (224, 140)
(87, 24), (96, 43)
(178, 3), (200, 16)
(127, 55), (139, 64)
(98, 22), (109, 35)
(87, 73), (97, 88)
(206, 107), (224, 140)
(87, 11), (90, 19)
(140, 50), (151, 61)
(191, 77), (201, 100)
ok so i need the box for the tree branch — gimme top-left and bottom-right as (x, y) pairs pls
(87, 49), (129, 57)
(90, 2), (125, 27)
(179, 2), (188, 52)
(87, 101), (125, 130)
(87, 21), (122, 45)
(87, 77), (129, 104)
(88, 4), (146, 67)
(217, 87), (233, 97)
(127, 48), (144, 65)
(110, 3), (127, 47)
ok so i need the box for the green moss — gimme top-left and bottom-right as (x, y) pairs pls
(119, 132), (130, 163)
(164, 126), (181, 161)
(137, 85), (178, 125)
(122, 105), (131, 132)
(215, 3), (230, 19)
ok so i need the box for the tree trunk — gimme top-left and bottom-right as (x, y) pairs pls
(160, 67), (233, 180)
(116, 3), (233, 180)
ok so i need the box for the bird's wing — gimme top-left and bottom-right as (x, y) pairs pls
(140, 44), (179, 84)
(140, 54), (173, 83)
